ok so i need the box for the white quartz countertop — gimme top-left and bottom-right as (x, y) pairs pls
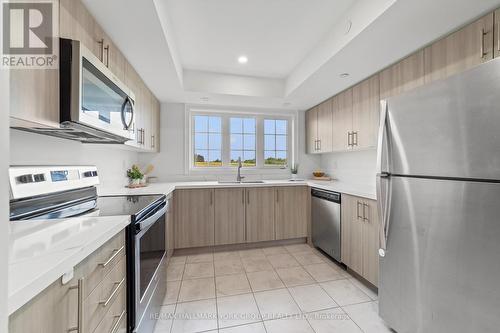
(8, 214), (130, 315)
(99, 179), (377, 200)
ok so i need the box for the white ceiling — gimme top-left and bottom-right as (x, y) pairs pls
(165, 0), (355, 78)
(83, 0), (500, 110)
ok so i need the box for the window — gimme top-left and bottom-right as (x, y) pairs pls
(193, 115), (222, 167)
(189, 110), (293, 170)
(264, 119), (288, 166)
(230, 117), (256, 167)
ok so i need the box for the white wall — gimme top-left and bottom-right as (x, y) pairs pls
(139, 103), (321, 181)
(10, 130), (139, 188)
(0, 52), (9, 333)
(320, 149), (377, 187)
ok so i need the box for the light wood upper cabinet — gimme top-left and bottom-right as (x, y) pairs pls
(424, 13), (494, 84)
(317, 99), (333, 153)
(60, 0), (102, 59)
(352, 75), (380, 150)
(175, 189), (215, 249)
(245, 187), (275, 243)
(275, 186), (309, 240)
(332, 88), (353, 151)
(306, 106), (318, 153)
(341, 194), (379, 287)
(495, 9), (500, 58)
(379, 50), (425, 99)
(151, 95), (161, 152)
(214, 188), (246, 245)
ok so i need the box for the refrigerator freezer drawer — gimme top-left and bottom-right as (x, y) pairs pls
(379, 176), (500, 333)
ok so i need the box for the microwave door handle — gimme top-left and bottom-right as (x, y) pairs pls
(121, 97), (134, 130)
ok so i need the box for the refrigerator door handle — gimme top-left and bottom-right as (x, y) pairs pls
(377, 99), (392, 257)
(377, 174), (391, 257)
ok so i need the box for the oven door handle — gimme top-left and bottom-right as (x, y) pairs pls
(136, 203), (167, 233)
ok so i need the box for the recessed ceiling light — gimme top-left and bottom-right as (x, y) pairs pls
(238, 55), (248, 64)
(340, 73), (350, 78)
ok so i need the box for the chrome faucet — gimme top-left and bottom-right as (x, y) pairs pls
(237, 157), (245, 182)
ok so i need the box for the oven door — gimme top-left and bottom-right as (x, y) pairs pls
(133, 206), (167, 333)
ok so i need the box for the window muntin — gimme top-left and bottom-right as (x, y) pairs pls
(193, 115), (222, 167)
(264, 119), (288, 166)
(230, 117), (256, 167)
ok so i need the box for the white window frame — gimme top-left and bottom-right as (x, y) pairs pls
(185, 105), (297, 175)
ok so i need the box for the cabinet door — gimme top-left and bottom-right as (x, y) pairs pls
(424, 13), (494, 84)
(175, 189), (215, 248)
(10, 69), (59, 128)
(150, 95), (161, 152)
(106, 38), (126, 83)
(306, 107), (318, 153)
(166, 194), (175, 254)
(245, 187), (275, 242)
(495, 9), (500, 58)
(352, 75), (380, 150)
(124, 62), (142, 147)
(361, 199), (380, 287)
(142, 86), (153, 150)
(340, 194), (363, 275)
(9, 274), (81, 333)
(317, 99), (333, 153)
(214, 188), (246, 245)
(379, 50), (425, 99)
(60, 0), (101, 59)
(332, 89), (353, 151)
(275, 186), (308, 240)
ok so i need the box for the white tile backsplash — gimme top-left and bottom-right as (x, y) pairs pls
(320, 149), (377, 187)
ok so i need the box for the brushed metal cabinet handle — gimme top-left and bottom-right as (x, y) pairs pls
(354, 132), (358, 146)
(363, 203), (369, 222)
(356, 201), (363, 219)
(480, 28), (487, 58)
(104, 45), (110, 67)
(97, 39), (104, 62)
(110, 310), (126, 333)
(100, 278), (125, 307)
(68, 278), (85, 333)
(247, 191), (250, 205)
(99, 246), (125, 268)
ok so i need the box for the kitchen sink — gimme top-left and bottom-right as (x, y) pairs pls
(217, 181), (241, 184)
(241, 180), (265, 184)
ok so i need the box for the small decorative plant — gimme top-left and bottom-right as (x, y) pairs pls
(127, 165), (143, 185)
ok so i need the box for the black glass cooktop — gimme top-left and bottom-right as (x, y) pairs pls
(95, 195), (164, 217)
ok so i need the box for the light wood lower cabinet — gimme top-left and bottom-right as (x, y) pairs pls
(214, 188), (245, 245)
(245, 187), (276, 243)
(9, 230), (127, 333)
(166, 194), (175, 258)
(341, 194), (380, 287)
(275, 186), (308, 240)
(174, 189), (215, 249)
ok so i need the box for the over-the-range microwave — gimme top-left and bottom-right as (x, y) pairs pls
(16, 38), (136, 143)
(59, 38), (135, 143)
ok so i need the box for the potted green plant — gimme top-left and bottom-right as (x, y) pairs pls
(290, 163), (299, 180)
(127, 165), (144, 186)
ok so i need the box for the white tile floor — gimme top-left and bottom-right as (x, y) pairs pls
(155, 244), (391, 333)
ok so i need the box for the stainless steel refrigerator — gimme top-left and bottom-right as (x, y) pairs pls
(377, 58), (500, 333)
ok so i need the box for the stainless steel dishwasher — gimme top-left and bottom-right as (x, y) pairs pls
(311, 188), (341, 262)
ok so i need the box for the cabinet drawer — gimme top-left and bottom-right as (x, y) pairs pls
(80, 231), (125, 300)
(93, 287), (127, 333)
(84, 255), (126, 333)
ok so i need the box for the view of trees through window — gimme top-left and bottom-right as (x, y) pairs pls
(264, 119), (288, 166)
(194, 115), (222, 167)
(192, 114), (289, 168)
(230, 117), (256, 167)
